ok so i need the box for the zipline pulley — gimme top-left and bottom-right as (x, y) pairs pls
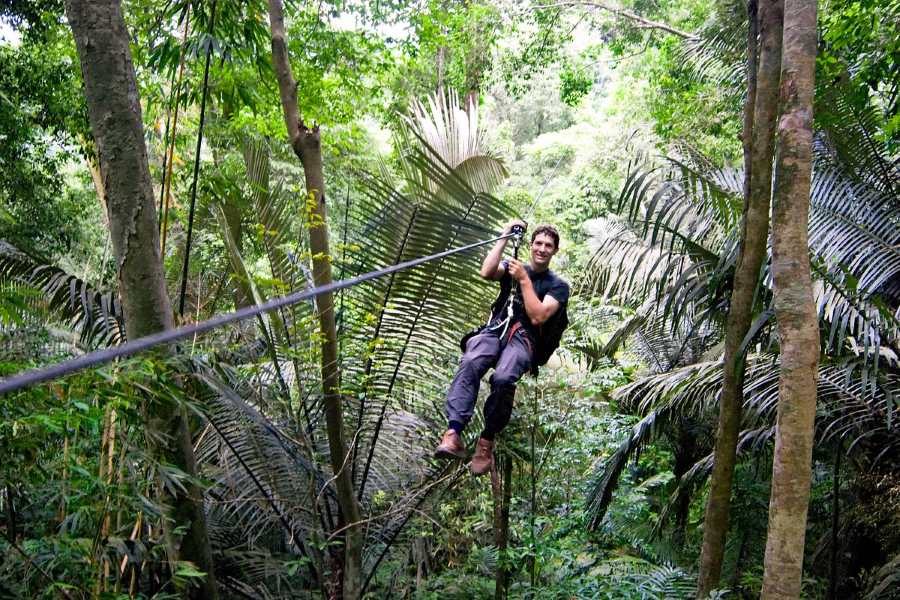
(510, 223), (526, 255)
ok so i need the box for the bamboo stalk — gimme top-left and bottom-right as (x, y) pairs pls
(160, 1), (192, 256)
(58, 435), (69, 524)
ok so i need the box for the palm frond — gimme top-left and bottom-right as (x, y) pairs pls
(588, 354), (900, 528)
(863, 551), (900, 600)
(193, 365), (329, 566)
(582, 155), (736, 334)
(677, 25), (745, 92)
(403, 90), (508, 193)
(815, 81), (900, 198)
(588, 153), (900, 375)
(338, 98), (512, 500)
(241, 137), (303, 292)
(586, 407), (674, 529)
(591, 557), (698, 599)
(0, 240), (125, 347)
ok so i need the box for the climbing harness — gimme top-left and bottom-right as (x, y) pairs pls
(0, 231), (520, 396)
(485, 223), (525, 341)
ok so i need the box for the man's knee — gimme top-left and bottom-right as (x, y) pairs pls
(459, 352), (485, 373)
(491, 371), (521, 389)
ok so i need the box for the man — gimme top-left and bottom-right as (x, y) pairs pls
(434, 220), (570, 475)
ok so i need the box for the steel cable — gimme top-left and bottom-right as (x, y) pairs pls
(0, 232), (517, 396)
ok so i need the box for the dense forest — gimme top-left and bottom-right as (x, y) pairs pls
(1, 0), (898, 598)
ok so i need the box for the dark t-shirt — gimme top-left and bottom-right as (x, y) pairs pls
(490, 263), (570, 343)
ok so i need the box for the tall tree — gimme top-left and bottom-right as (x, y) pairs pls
(697, 0), (783, 595)
(64, 1), (218, 597)
(266, 0), (363, 596)
(761, 0), (819, 594)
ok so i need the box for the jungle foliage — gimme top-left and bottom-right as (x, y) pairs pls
(0, 0), (898, 598)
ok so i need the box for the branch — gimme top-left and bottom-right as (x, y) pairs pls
(532, 1), (696, 39)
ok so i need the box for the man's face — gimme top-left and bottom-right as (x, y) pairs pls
(530, 233), (558, 268)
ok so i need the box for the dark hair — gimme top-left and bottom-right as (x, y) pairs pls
(531, 224), (560, 249)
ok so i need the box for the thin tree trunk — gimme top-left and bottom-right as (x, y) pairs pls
(672, 424), (698, 550)
(696, 1), (782, 595)
(64, 2), (218, 598)
(492, 454), (513, 600)
(761, 0), (819, 594)
(265, 1), (363, 597)
(58, 435), (69, 524)
(436, 45), (447, 94)
(160, 2), (191, 254)
(828, 442), (841, 600)
(85, 153), (109, 227)
(730, 528), (751, 591)
(464, 89), (478, 112)
(4, 484), (15, 543)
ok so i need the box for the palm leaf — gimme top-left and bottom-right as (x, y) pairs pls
(193, 364), (328, 577)
(338, 96), (512, 502)
(586, 153), (900, 376)
(586, 354), (900, 528)
(403, 90), (508, 193)
(0, 240), (125, 347)
(816, 81), (900, 198)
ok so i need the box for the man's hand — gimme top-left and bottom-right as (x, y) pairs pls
(482, 220), (527, 281)
(507, 259), (528, 283)
(503, 219), (527, 236)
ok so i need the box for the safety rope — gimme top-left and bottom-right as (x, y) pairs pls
(486, 151), (566, 340)
(523, 151), (566, 223)
(485, 224), (525, 340)
(0, 231), (519, 396)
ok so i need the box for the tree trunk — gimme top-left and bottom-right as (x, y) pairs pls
(672, 423), (699, 550)
(4, 484), (16, 542)
(828, 442), (841, 600)
(492, 453), (513, 600)
(64, 2), (218, 598)
(266, 1), (363, 597)
(760, 0), (819, 594)
(436, 45), (448, 94)
(696, 1), (782, 595)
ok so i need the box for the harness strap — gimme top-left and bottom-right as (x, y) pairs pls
(485, 226), (525, 336)
(507, 321), (532, 355)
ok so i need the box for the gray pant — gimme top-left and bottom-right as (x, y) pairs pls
(446, 329), (532, 438)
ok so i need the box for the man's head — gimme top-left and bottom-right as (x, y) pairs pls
(529, 224), (560, 271)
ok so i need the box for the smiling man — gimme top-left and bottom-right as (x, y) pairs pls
(435, 220), (570, 475)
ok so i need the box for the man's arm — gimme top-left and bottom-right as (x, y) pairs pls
(519, 276), (561, 326)
(480, 219), (526, 281)
(507, 259), (561, 326)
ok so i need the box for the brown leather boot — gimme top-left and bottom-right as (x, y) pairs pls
(470, 438), (494, 476)
(434, 429), (467, 459)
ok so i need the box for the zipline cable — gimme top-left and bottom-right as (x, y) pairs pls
(0, 232), (519, 396)
(522, 150), (567, 223)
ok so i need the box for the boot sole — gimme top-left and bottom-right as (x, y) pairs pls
(434, 448), (467, 460)
(470, 463), (492, 476)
